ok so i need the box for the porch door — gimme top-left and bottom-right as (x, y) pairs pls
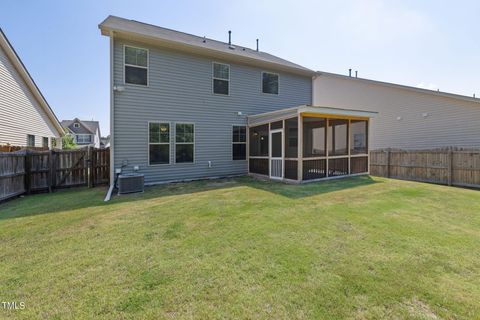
(269, 129), (283, 179)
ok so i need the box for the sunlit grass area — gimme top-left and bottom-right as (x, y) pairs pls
(1, 176), (479, 319)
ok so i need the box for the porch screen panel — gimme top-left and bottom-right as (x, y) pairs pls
(328, 158), (349, 177)
(328, 119), (348, 156)
(284, 117), (298, 158)
(350, 120), (368, 154)
(249, 159), (269, 175)
(351, 156), (368, 174)
(303, 117), (326, 157)
(303, 159), (326, 180)
(249, 124), (269, 157)
(284, 160), (298, 180)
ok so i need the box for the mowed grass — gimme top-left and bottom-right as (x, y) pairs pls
(1, 176), (480, 319)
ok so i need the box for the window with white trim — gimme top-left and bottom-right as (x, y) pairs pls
(42, 137), (49, 148)
(76, 134), (92, 144)
(175, 123), (194, 163)
(73, 123), (80, 128)
(262, 72), (279, 94)
(125, 46), (148, 86)
(27, 134), (35, 147)
(149, 122), (170, 165)
(232, 126), (246, 160)
(213, 62), (229, 95)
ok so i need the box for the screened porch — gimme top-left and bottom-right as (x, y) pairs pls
(247, 105), (377, 183)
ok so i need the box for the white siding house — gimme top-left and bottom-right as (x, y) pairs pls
(0, 28), (63, 148)
(313, 72), (480, 150)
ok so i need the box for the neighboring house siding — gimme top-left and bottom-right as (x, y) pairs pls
(313, 75), (480, 149)
(0, 45), (59, 147)
(113, 39), (312, 183)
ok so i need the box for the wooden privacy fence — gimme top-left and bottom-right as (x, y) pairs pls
(370, 148), (480, 188)
(0, 148), (109, 202)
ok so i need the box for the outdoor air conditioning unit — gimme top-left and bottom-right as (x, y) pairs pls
(118, 173), (144, 195)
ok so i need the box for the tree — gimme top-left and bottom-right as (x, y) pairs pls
(61, 135), (77, 150)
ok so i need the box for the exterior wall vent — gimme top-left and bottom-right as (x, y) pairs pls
(118, 173), (144, 194)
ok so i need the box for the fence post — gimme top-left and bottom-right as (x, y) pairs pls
(447, 147), (453, 186)
(48, 150), (56, 192)
(24, 150), (31, 195)
(87, 146), (93, 188)
(386, 148), (391, 178)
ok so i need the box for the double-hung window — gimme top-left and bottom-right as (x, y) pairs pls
(149, 122), (170, 165)
(175, 123), (194, 163)
(262, 72), (279, 94)
(213, 62), (229, 95)
(125, 46), (148, 86)
(27, 134), (35, 147)
(42, 137), (49, 148)
(232, 126), (246, 160)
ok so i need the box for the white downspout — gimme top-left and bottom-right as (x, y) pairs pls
(105, 31), (115, 202)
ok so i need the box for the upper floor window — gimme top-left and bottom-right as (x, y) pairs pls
(213, 62), (229, 95)
(124, 46), (148, 86)
(262, 72), (279, 94)
(27, 134), (35, 147)
(73, 123), (80, 128)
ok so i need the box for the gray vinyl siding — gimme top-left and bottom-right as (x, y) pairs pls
(113, 39), (311, 183)
(0, 44), (60, 147)
(313, 75), (480, 150)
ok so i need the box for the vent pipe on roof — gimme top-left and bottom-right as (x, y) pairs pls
(228, 30), (231, 45)
(256, 39), (259, 51)
(355, 70), (358, 78)
(349, 69), (352, 77)
(474, 93), (476, 98)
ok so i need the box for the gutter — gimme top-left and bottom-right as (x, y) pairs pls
(106, 30), (115, 200)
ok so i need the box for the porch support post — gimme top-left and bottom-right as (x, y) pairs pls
(325, 118), (329, 177)
(297, 113), (303, 182)
(348, 119), (351, 174)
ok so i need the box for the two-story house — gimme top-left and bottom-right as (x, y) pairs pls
(99, 16), (376, 186)
(61, 118), (101, 148)
(0, 28), (64, 148)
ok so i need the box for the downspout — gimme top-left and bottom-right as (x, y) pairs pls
(105, 30), (115, 201)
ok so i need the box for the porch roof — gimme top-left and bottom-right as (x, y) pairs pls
(247, 105), (377, 127)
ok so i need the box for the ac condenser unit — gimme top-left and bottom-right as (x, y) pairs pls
(118, 173), (144, 194)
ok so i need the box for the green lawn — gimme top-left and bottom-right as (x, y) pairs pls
(1, 176), (480, 319)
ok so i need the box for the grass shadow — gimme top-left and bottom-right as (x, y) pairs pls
(0, 175), (380, 221)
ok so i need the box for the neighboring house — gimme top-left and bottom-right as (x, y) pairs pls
(99, 16), (375, 185)
(0, 28), (63, 148)
(101, 135), (110, 148)
(313, 72), (480, 150)
(61, 118), (101, 148)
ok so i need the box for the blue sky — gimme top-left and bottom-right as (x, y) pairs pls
(1, 0), (479, 135)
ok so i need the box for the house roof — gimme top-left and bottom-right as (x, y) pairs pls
(316, 71), (480, 104)
(0, 28), (64, 136)
(248, 105), (377, 126)
(61, 118), (100, 136)
(99, 15), (315, 76)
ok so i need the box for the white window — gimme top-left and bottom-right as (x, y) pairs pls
(175, 123), (194, 163)
(213, 62), (229, 95)
(73, 123), (80, 128)
(262, 72), (279, 94)
(149, 122), (170, 165)
(76, 134), (92, 144)
(124, 46), (148, 86)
